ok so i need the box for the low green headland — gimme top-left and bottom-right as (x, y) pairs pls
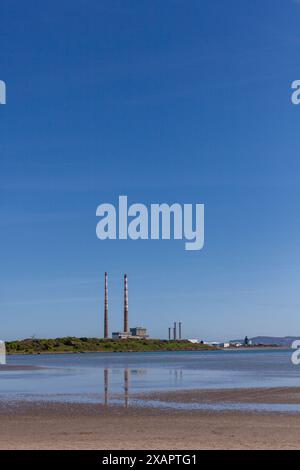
(6, 337), (216, 355)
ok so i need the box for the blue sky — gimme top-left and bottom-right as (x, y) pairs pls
(1, 0), (300, 341)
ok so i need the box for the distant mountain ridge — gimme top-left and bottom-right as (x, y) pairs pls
(231, 336), (300, 346)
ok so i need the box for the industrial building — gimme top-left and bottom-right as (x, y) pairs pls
(104, 273), (148, 340)
(168, 321), (182, 340)
(112, 329), (148, 340)
(130, 327), (148, 338)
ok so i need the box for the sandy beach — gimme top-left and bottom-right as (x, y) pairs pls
(1, 388), (300, 450)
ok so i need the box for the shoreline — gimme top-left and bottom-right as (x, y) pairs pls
(6, 348), (214, 356)
(2, 385), (300, 405)
(133, 386), (300, 405)
(5, 345), (288, 356)
(1, 394), (300, 450)
(0, 365), (45, 371)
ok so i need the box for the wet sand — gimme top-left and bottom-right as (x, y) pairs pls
(0, 365), (45, 371)
(134, 387), (300, 404)
(1, 388), (300, 449)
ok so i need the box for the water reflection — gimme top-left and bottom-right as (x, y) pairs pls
(104, 368), (109, 406)
(124, 368), (129, 408)
(103, 368), (131, 407)
(3, 350), (300, 408)
(103, 367), (184, 407)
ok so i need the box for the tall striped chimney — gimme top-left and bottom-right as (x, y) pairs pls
(124, 274), (129, 333)
(179, 322), (182, 340)
(104, 272), (109, 338)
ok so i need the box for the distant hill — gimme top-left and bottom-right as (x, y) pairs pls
(231, 336), (300, 347)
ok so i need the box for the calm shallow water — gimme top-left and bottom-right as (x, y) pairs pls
(1, 349), (300, 411)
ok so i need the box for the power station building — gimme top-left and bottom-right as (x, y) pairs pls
(112, 327), (148, 340)
(130, 327), (148, 338)
(104, 273), (148, 340)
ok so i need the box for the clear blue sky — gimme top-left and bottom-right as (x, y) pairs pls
(1, 0), (300, 341)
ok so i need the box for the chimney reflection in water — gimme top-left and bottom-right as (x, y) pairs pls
(124, 369), (129, 408)
(104, 368), (109, 406)
(103, 368), (130, 408)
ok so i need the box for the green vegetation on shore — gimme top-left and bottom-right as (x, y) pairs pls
(6, 337), (216, 354)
